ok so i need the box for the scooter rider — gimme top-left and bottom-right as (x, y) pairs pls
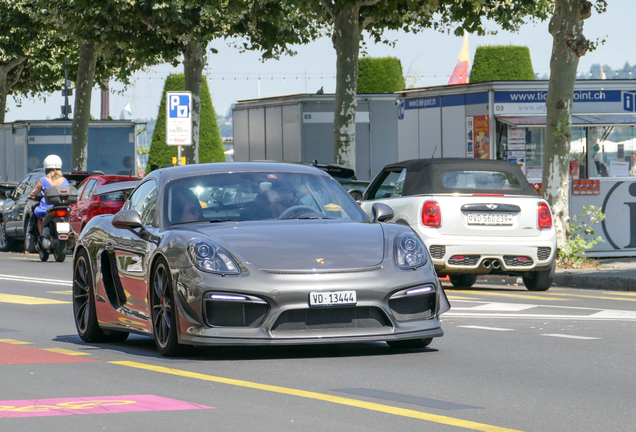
(27, 155), (69, 235)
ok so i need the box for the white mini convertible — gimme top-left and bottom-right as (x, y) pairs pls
(360, 158), (557, 291)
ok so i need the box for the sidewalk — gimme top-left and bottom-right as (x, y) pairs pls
(553, 258), (636, 291)
(476, 258), (636, 291)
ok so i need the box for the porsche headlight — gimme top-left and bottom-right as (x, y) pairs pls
(394, 232), (428, 270)
(187, 240), (240, 275)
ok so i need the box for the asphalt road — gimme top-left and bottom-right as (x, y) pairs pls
(1, 251), (635, 432)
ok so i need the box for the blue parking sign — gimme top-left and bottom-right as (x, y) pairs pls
(169, 94), (190, 118)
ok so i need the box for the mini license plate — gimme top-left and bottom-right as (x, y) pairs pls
(56, 222), (71, 234)
(309, 291), (356, 307)
(467, 213), (513, 226)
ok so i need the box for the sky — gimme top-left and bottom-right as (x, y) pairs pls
(6, 1), (636, 126)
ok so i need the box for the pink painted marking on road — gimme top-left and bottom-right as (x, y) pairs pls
(0, 395), (214, 418)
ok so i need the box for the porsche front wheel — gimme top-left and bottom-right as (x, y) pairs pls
(151, 258), (184, 357)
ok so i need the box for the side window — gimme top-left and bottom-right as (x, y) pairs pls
(129, 181), (158, 227)
(368, 170), (405, 200)
(391, 169), (407, 197)
(80, 179), (98, 200)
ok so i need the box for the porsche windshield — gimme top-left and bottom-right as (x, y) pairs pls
(166, 171), (369, 224)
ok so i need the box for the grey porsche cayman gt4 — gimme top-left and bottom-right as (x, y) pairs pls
(72, 162), (450, 356)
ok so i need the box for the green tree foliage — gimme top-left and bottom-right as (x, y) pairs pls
(148, 74), (224, 169)
(470, 46), (536, 82)
(357, 57), (405, 94)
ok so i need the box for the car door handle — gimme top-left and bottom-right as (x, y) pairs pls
(106, 241), (114, 251)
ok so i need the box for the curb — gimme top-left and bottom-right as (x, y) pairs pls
(553, 274), (636, 292)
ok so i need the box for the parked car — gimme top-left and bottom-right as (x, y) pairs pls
(360, 158), (557, 291)
(72, 162), (450, 356)
(70, 175), (140, 235)
(0, 170), (96, 252)
(0, 181), (18, 208)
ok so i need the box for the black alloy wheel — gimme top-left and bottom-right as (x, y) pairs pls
(73, 249), (128, 343)
(0, 223), (13, 252)
(151, 258), (183, 356)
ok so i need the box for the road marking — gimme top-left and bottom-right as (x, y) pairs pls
(458, 326), (515, 332)
(0, 342), (99, 365)
(8, 256), (41, 261)
(0, 395), (213, 418)
(445, 313), (636, 321)
(456, 303), (537, 312)
(541, 334), (600, 340)
(548, 292), (636, 302)
(0, 339), (31, 345)
(47, 290), (73, 295)
(0, 293), (70, 305)
(447, 295), (480, 300)
(0, 274), (72, 287)
(334, 388), (483, 410)
(450, 290), (567, 302)
(111, 361), (523, 432)
(589, 310), (636, 319)
(42, 348), (90, 356)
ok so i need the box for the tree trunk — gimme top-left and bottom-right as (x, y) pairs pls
(183, 40), (206, 165)
(0, 58), (26, 124)
(332, 4), (361, 171)
(543, 0), (592, 250)
(71, 41), (99, 171)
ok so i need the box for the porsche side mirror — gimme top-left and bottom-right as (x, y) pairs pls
(372, 202), (394, 223)
(348, 189), (363, 203)
(112, 209), (144, 233)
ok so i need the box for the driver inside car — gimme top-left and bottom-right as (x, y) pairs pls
(251, 180), (300, 219)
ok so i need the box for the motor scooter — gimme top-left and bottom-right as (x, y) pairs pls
(26, 185), (78, 262)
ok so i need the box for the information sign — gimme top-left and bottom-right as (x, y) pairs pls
(166, 91), (192, 146)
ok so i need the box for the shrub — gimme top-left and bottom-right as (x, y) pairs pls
(358, 57), (405, 94)
(470, 45), (535, 83)
(557, 205), (605, 268)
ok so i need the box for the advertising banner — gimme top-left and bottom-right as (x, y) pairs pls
(473, 115), (490, 159)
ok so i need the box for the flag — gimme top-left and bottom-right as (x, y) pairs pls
(123, 101), (132, 115)
(448, 32), (471, 85)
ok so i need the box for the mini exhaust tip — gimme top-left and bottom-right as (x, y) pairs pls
(483, 259), (492, 269)
(492, 260), (501, 270)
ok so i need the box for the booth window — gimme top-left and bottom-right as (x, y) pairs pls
(586, 126), (636, 178)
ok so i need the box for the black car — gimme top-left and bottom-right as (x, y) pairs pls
(0, 170), (97, 252)
(0, 181), (18, 209)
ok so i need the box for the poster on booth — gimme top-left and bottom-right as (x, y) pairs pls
(507, 126), (526, 151)
(473, 115), (490, 159)
(466, 116), (474, 157)
(507, 151), (526, 174)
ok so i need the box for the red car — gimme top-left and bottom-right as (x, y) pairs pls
(70, 175), (140, 235)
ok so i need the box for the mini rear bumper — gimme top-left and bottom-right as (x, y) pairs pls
(425, 236), (556, 274)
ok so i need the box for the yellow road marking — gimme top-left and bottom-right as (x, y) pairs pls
(0, 339), (31, 345)
(450, 291), (566, 302)
(0, 293), (70, 305)
(47, 290), (73, 295)
(447, 296), (480, 300)
(548, 292), (636, 302)
(8, 256), (41, 261)
(110, 361), (522, 432)
(42, 348), (90, 356)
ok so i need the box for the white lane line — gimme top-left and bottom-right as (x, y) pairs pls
(456, 303), (538, 312)
(458, 326), (515, 332)
(589, 310), (636, 319)
(541, 334), (600, 340)
(445, 313), (636, 321)
(0, 274), (72, 287)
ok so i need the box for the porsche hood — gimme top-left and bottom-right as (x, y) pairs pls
(190, 221), (385, 271)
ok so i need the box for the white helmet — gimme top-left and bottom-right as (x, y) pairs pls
(43, 154), (63, 170)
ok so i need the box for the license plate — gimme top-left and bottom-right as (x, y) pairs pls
(309, 291), (356, 307)
(56, 222), (70, 234)
(467, 213), (513, 226)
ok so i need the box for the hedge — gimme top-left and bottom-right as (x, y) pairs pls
(469, 45), (536, 83)
(147, 74), (225, 170)
(358, 57), (405, 94)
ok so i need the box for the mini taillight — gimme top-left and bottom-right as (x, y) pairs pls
(422, 201), (441, 227)
(538, 203), (552, 229)
(55, 210), (67, 217)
